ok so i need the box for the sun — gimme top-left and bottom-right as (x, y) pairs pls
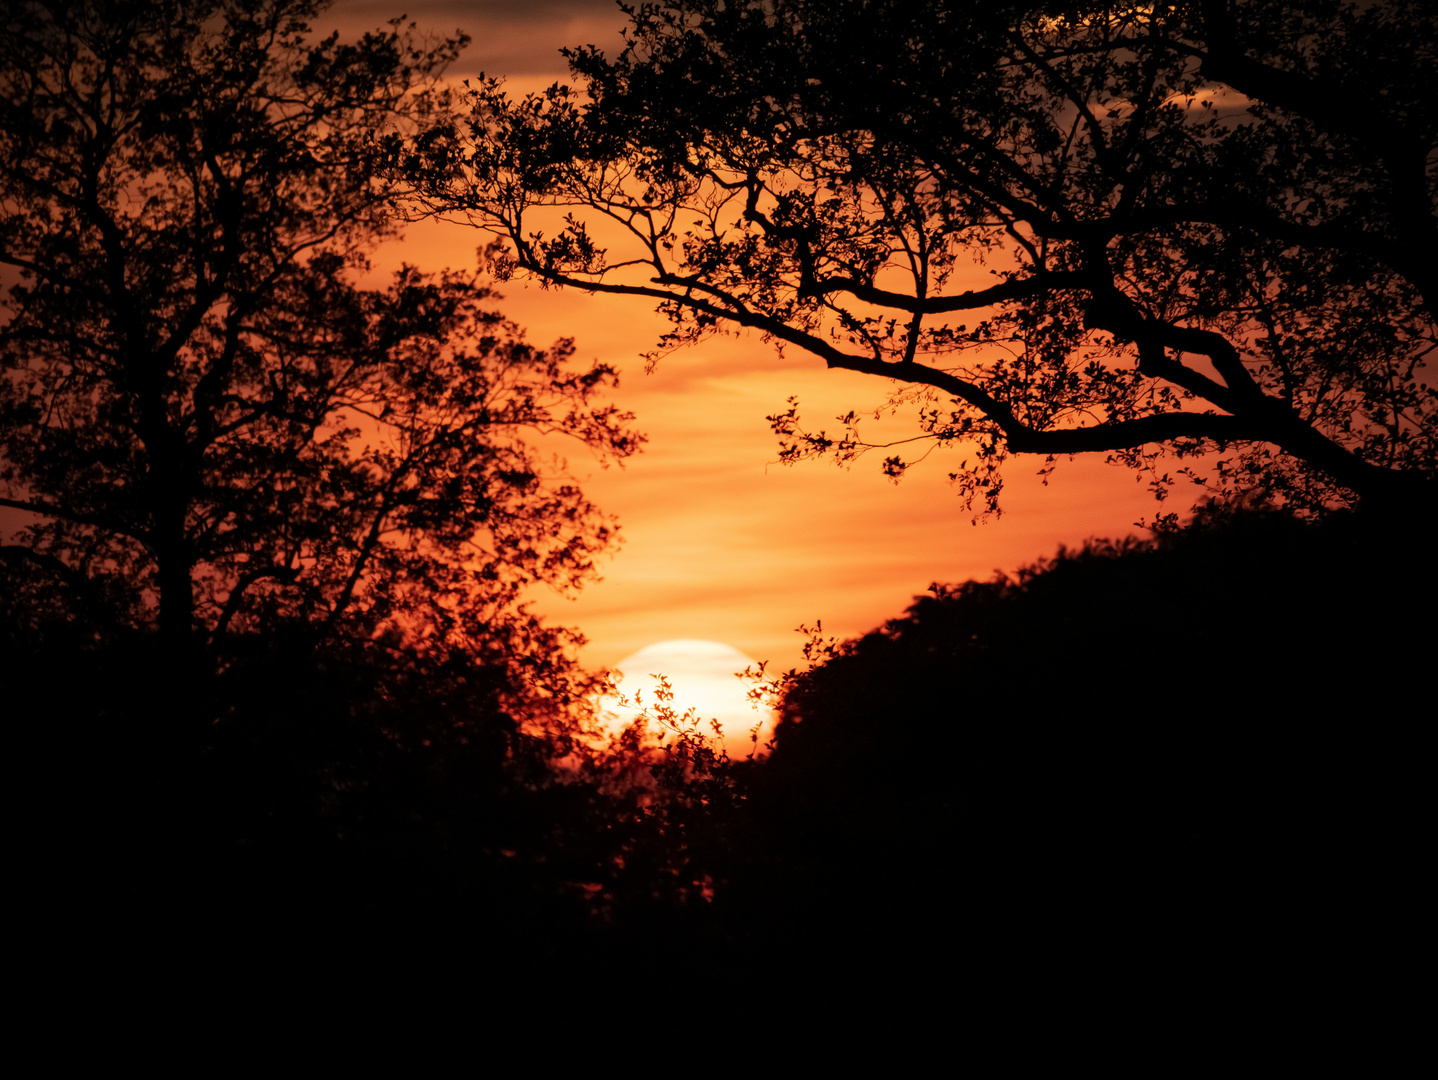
(601, 639), (777, 759)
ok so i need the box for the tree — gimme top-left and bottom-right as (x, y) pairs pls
(453, 0), (1436, 519)
(724, 508), (1432, 987)
(0, 0), (640, 733)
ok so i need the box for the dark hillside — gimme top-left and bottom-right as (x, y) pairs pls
(729, 509), (1432, 982)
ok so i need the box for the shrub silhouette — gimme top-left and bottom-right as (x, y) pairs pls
(729, 508), (1430, 977)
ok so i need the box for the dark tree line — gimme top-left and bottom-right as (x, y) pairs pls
(652, 507), (1431, 1002)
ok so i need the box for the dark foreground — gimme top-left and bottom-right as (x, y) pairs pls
(11, 508), (1430, 1023)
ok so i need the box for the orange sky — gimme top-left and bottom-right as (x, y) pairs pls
(327, 1), (1182, 672)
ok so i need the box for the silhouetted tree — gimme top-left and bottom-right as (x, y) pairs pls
(455, 0), (1436, 519)
(726, 508), (1430, 989)
(0, 2), (653, 968)
(0, 0), (639, 737)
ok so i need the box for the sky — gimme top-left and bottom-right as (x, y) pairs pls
(325, 0), (1175, 674)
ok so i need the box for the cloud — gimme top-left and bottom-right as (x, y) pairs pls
(331, 0), (631, 78)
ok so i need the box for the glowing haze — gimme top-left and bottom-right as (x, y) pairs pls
(324, 1), (1172, 675)
(602, 639), (777, 760)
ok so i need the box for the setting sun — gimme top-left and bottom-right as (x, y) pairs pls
(601, 639), (777, 760)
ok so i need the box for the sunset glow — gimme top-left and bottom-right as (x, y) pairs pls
(302, 1), (1190, 678)
(600, 639), (777, 760)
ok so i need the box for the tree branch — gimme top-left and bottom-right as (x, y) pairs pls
(0, 495), (151, 543)
(800, 269), (1090, 312)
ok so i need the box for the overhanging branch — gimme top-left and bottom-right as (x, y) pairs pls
(0, 494), (151, 543)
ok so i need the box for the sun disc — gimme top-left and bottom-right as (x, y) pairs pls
(602, 639), (776, 759)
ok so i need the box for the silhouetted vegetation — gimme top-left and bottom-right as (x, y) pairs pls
(0, 0), (641, 981)
(4, 2), (1430, 1018)
(732, 508), (1430, 974)
(457, 0), (1436, 517)
(7, 469), (1427, 999)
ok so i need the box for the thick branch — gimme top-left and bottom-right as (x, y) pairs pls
(819, 349), (1253, 453)
(801, 269), (1089, 313)
(515, 251), (1426, 503)
(0, 542), (91, 591)
(0, 494), (151, 543)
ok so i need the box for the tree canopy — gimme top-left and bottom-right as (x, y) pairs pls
(454, 0), (1437, 519)
(0, 1), (669, 976)
(0, 0), (639, 730)
(728, 506), (1431, 989)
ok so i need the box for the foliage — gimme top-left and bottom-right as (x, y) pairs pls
(724, 507), (1432, 977)
(0, 1), (678, 977)
(0, 0), (640, 733)
(452, 0), (1437, 516)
